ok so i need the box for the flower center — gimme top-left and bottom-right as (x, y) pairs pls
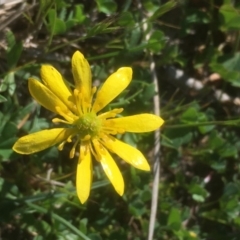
(75, 112), (101, 140)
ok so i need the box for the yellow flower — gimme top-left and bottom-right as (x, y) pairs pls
(13, 51), (164, 203)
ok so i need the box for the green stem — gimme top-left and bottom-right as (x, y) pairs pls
(164, 119), (240, 129)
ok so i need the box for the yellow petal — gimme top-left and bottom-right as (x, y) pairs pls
(13, 128), (75, 154)
(72, 51), (92, 100)
(40, 65), (74, 111)
(92, 67), (132, 113)
(28, 78), (75, 121)
(76, 144), (92, 204)
(98, 144), (124, 196)
(102, 136), (150, 171)
(105, 114), (164, 132)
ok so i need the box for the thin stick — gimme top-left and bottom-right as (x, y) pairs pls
(147, 57), (161, 240)
(136, 1), (161, 238)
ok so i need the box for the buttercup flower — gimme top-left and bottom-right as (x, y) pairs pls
(13, 51), (164, 203)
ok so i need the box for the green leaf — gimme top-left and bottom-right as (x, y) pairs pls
(87, 18), (117, 36)
(79, 218), (88, 234)
(148, 30), (165, 53)
(234, 217), (240, 226)
(0, 95), (7, 103)
(47, 9), (66, 35)
(167, 207), (181, 231)
(39, 0), (52, 13)
(0, 112), (10, 133)
(8, 73), (16, 96)
(218, 145), (238, 158)
(0, 72), (15, 95)
(221, 53), (240, 71)
(210, 60), (240, 87)
(192, 194), (205, 202)
(96, 0), (117, 14)
(7, 41), (23, 69)
(5, 30), (16, 50)
(188, 183), (209, 202)
(160, 44), (179, 64)
(65, 4), (86, 30)
(185, 9), (210, 24)
(0, 121), (18, 161)
(208, 131), (225, 149)
(142, 83), (155, 100)
(0, 149), (15, 161)
(74, 4), (86, 23)
(210, 159), (226, 172)
(197, 113), (214, 134)
(226, 16), (240, 29)
(128, 27), (141, 48)
(26, 203), (91, 240)
(181, 107), (200, 122)
(162, 128), (193, 149)
(53, 19), (66, 35)
(220, 4), (240, 30)
(59, 7), (67, 21)
(117, 12), (135, 27)
(65, 19), (78, 30)
(1, 122), (18, 139)
(148, 0), (176, 21)
(87, 234), (102, 240)
(180, 107), (214, 133)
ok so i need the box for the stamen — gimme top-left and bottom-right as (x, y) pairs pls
(92, 139), (106, 157)
(67, 135), (73, 142)
(74, 89), (83, 116)
(58, 141), (66, 151)
(57, 133), (75, 151)
(52, 118), (71, 124)
(89, 143), (99, 161)
(69, 138), (79, 158)
(55, 106), (76, 123)
(102, 126), (125, 135)
(82, 91), (91, 113)
(91, 140), (106, 161)
(79, 143), (89, 161)
(89, 86), (97, 111)
(98, 108), (124, 119)
(82, 134), (91, 141)
(92, 86), (97, 95)
(99, 133), (113, 143)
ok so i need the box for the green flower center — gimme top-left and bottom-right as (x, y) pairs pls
(75, 112), (101, 139)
